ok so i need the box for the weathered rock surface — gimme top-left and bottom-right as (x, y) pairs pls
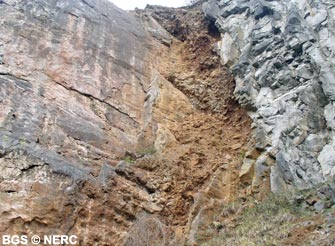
(142, 5), (253, 245)
(0, 0), (252, 245)
(9, 0), (335, 244)
(0, 0), (162, 244)
(204, 0), (335, 192)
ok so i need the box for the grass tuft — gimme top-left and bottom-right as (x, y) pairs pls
(202, 195), (307, 246)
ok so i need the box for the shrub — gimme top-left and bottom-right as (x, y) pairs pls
(124, 214), (171, 246)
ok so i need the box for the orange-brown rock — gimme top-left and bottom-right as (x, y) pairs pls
(0, 1), (252, 245)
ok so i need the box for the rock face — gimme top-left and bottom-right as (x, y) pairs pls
(203, 0), (335, 192)
(6, 0), (335, 244)
(0, 0), (160, 244)
(0, 0), (252, 245)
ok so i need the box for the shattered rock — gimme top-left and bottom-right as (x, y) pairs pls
(204, 0), (335, 192)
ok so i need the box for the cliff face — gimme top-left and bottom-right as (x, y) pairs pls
(0, 0), (158, 244)
(2, 0), (335, 245)
(0, 0), (251, 245)
(204, 0), (335, 192)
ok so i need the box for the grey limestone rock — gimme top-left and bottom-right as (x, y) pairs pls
(318, 144), (335, 178)
(324, 102), (335, 129)
(204, 0), (335, 192)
